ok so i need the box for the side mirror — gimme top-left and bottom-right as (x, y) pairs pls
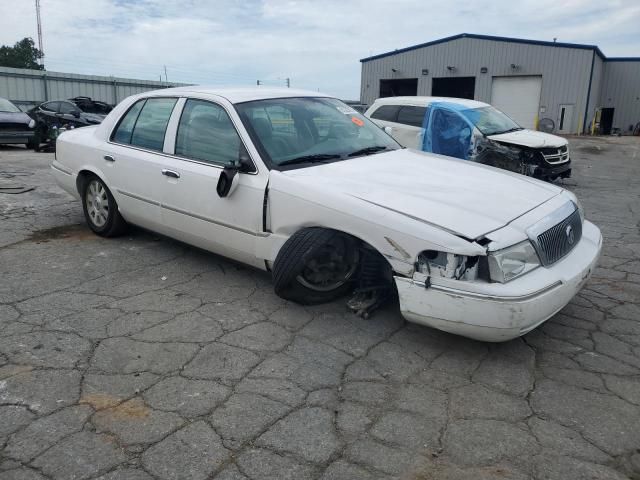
(216, 166), (240, 198)
(383, 126), (393, 135)
(72, 110), (81, 118)
(216, 144), (253, 198)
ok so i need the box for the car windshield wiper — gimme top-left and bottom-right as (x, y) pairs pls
(347, 146), (390, 157)
(278, 153), (342, 167)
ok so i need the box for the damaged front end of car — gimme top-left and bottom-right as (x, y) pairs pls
(473, 138), (570, 180)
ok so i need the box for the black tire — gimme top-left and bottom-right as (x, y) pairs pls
(81, 175), (127, 237)
(273, 228), (359, 305)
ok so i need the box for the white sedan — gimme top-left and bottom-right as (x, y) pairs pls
(51, 87), (602, 342)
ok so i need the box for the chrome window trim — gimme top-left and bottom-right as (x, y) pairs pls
(107, 95), (259, 176)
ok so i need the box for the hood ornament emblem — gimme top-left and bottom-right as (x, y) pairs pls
(566, 225), (575, 245)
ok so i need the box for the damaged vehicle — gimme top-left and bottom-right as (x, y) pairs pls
(51, 87), (601, 342)
(0, 97), (37, 147)
(365, 96), (572, 181)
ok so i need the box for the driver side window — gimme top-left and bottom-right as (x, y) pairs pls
(175, 99), (242, 167)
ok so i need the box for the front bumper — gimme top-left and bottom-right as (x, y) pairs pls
(536, 159), (572, 179)
(395, 220), (602, 342)
(0, 131), (35, 144)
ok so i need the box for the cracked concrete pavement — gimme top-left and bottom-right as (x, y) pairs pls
(0, 136), (639, 480)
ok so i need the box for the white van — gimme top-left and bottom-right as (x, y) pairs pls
(365, 96), (571, 181)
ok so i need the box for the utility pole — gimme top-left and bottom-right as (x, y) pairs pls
(163, 65), (168, 83)
(35, 0), (44, 68)
(285, 77), (290, 88)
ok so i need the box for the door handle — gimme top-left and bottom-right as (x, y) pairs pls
(161, 169), (180, 179)
(104, 155), (115, 162)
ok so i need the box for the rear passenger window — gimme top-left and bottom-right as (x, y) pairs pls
(111, 100), (145, 145)
(130, 98), (177, 151)
(370, 105), (400, 122)
(397, 106), (427, 128)
(175, 99), (242, 166)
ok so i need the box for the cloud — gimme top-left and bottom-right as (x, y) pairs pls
(0, 0), (638, 99)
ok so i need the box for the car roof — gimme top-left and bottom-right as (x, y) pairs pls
(139, 86), (333, 104)
(371, 96), (489, 109)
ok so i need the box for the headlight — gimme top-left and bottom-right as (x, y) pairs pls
(416, 251), (479, 281)
(487, 240), (540, 283)
(28, 119), (36, 129)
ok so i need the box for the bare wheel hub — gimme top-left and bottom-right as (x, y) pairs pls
(86, 180), (109, 228)
(296, 235), (358, 292)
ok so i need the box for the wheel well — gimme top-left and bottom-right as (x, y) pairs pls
(296, 227), (394, 286)
(76, 170), (98, 196)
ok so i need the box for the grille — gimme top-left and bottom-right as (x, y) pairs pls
(540, 145), (568, 155)
(0, 123), (31, 132)
(535, 208), (582, 266)
(540, 145), (570, 165)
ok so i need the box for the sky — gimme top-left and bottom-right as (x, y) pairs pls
(1, 0), (639, 99)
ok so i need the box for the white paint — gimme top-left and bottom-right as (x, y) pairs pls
(397, 221), (602, 341)
(487, 129), (567, 149)
(52, 86), (602, 342)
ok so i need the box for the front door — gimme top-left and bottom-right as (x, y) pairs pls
(557, 104), (574, 134)
(423, 107), (473, 160)
(159, 98), (267, 268)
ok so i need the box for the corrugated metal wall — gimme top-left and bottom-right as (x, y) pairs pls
(0, 66), (188, 110)
(361, 37), (598, 134)
(586, 54), (604, 132)
(599, 61), (640, 133)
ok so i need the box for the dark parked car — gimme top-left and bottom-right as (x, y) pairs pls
(28, 98), (112, 150)
(0, 97), (37, 147)
(68, 96), (113, 115)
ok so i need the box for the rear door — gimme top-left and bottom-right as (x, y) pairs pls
(394, 105), (426, 148)
(367, 104), (425, 148)
(159, 97), (268, 268)
(103, 97), (178, 231)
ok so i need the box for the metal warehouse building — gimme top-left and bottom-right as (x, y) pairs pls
(360, 33), (640, 135)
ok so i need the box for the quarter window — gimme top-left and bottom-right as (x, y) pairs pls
(397, 106), (427, 128)
(111, 99), (145, 145)
(370, 105), (400, 122)
(130, 98), (177, 151)
(175, 99), (242, 166)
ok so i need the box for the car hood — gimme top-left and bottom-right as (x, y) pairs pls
(0, 111), (32, 125)
(280, 148), (562, 239)
(487, 129), (567, 149)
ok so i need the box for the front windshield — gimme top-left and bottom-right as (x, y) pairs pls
(235, 97), (399, 168)
(460, 106), (522, 136)
(0, 98), (21, 113)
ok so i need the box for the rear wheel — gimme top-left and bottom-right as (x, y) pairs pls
(81, 176), (127, 237)
(273, 228), (359, 305)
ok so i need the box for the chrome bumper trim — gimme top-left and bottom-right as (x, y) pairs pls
(396, 276), (563, 303)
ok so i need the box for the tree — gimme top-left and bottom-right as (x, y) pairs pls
(0, 37), (44, 70)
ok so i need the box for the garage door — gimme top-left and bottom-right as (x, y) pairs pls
(490, 76), (542, 129)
